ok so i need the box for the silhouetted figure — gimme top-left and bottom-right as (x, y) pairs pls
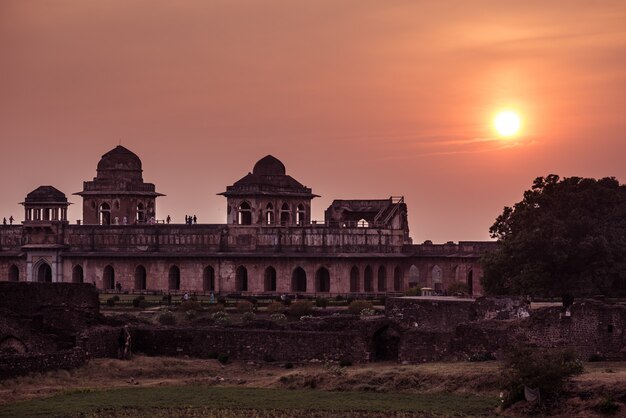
(166, 215), (171, 224)
(9, 216), (13, 225)
(185, 215), (188, 224)
(193, 215), (197, 224)
(2, 218), (6, 225)
(118, 326), (132, 360)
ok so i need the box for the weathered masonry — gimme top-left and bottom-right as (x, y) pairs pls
(0, 146), (496, 295)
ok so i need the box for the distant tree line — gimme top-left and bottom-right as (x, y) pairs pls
(481, 174), (626, 304)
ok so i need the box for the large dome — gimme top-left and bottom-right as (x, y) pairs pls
(252, 155), (286, 176)
(96, 145), (142, 173)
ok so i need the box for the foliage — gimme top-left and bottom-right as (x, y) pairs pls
(207, 303), (225, 314)
(158, 311), (176, 326)
(288, 300), (314, 317)
(241, 311), (256, 323)
(594, 395), (619, 415)
(180, 300), (202, 312)
(500, 347), (583, 408)
(447, 281), (469, 295)
(315, 297), (328, 308)
(217, 353), (229, 364)
(236, 300), (254, 313)
(404, 287), (421, 296)
(132, 296), (145, 308)
(347, 300), (373, 315)
(360, 308), (376, 317)
(111, 295), (120, 302)
(212, 311), (231, 326)
(106, 298), (116, 307)
(339, 358), (353, 367)
(284, 362), (294, 369)
(266, 301), (285, 314)
(269, 313), (287, 324)
(482, 175), (626, 301)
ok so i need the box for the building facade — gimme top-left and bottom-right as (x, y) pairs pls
(0, 146), (495, 295)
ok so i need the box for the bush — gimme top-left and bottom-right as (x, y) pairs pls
(237, 300), (254, 313)
(111, 295), (120, 302)
(588, 353), (605, 362)
(284, 362), (294, 369)
(212, 311), (230, 326)
(467, 351), (496, 362)
(266, 301), (285, 314)
(180, 300), (202, 312)
(207, 352), (218, 359)
(106, 298), (116, 307)
(404, 286), (421, 296)
(158, 311), (176, 325)
(288, 300), (314, 317)
(315, 297), (328, 308)
(348, 300), (373, 315)
(132, 295), (146, 308)
(242, 311), (256, 323)
(217, 353), (229, 364)
(207, 303), (225, 314)
(335, 294), (344, 301)
(360, 308), (376, 317)
(137, 299), (150, 309)
(217, 296), (227, 305)
(339, 358), (353, 367)
(500, 348), (584, 408)
(595, 395), (619, 415)
(270, 313), (287, 324)
(447, 281), (469, 295)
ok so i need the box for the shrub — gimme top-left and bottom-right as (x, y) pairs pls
(212, 311), (230, 326)
(315, 297), (328, 308)
(185, 310), (198, 320)
(595, 395), (619, 415)
(360, 308), (376, 317)
(237, 300), (254, 313)
(270, 313), (287, 324)
(284, 362), (294, 369)
(588, 353), (605, 362)
(335, 294), (344, 301)
(180, 300), (202, 312)
(217, 353), (229, 364)
(447, 281), (469, 295)
(267, 301), (285, 314)
(288, 300), (314, 317)
(158, 311), (176, 325)
(404, 286), (421, 296)
(207, 352), (218, 359)
(111, 295), (120, 302)
(106, 298), (116, 307)
(242, 311), (256, 323)
(467, 351), (496, 362)
(348, 300), (373, 315)
(339, 358), (353, 367)
(217, 296), (227, 305)
(500, 348), (584, 408)
(207, 303), (225, 314)
(132, 295), (146, 308)
(137, 299), (150, 309)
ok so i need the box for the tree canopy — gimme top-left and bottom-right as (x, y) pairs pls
(481, 175), (626, 301)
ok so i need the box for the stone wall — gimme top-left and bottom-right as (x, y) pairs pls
(0, 348), (87, 379)
(79, 326), (121, 359)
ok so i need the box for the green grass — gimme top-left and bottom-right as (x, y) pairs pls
(0, 385), (498, 417)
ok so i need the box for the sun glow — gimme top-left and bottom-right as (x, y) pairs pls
(494, 110), (522, 137)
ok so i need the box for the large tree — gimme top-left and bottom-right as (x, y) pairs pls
(481, 175), (626, 302)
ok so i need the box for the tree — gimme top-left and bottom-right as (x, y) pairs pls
(481, 175), (626, 302)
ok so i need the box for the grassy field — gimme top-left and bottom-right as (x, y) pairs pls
(0, 386), (498, 417)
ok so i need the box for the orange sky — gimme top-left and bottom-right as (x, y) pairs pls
(1, 0), (625, 242)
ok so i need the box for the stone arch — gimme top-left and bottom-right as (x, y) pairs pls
(203, 266), (215, 291)
(432, 265), (442, 292)
(408, 265), (420, 287)
(280, 203), (290, 225)
(238, 201), (252, 225)
(0, 336), (27, 355)
(393, 266), (402, 292)
(364, 265), (373, 292)
(8, 264), (19, 282)
(357, 218), (369, 228)
(265, 203), (274, 225)
(72, 265), (84, 283)
(135, 265), (147, 290)
(103, 265), (115, 289)
(315, 267), (330, 293)
(296, 203), (306, 225)
(350, 266), (360, 292)
(467, 269), (474, 296)
(168, 265), (181, 290)
(99, 202), (111, 225)
(264, 266), (277, 292)
(35, 260), (52, 283)
(377, 266), (387, 292)
(291, 267), (307, 292)
(372, 325), (400, 361)
(236, 265), (248, 291)
(137, 202), (146, 223)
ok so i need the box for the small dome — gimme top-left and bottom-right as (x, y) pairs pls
(25, 186), (67, 203)
(96, 145), (142, 173)
(252, 155), (286, 176)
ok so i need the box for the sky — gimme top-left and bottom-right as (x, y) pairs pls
(1, 0), (625, 243)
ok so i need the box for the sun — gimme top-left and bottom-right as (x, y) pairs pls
(493, 110), (521, 137)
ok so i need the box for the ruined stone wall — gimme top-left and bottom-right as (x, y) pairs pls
(0, 347), (87, 379)
(79, 326), (121, 358)
(131, 326), (369, 362)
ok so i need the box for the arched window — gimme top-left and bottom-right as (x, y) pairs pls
(137, 202), (146, 223)
(236, 266), (248, 291)
(99, 203), (111, 225)
(238, 202), (252, 225)
(264, 266), (277, 292)
(265, 203), (274, 225)
(72, 265), (84, 283)
(135, 265), (147, 290)
(350, 266), (360, 292)
(8, 265), (19, 282)
(296, 204), (306, 225)
(168, 266), (181, 290)
(315, 267), (330, 292)
(203, 266), (215, 291)
(291, 267), (307, 292)
(408, 265), (420, 287)
(454, 265), (462, 282)
(36, 262), (52, 283)
(357, 218), (369, 228)
(364, 266), (373, 292)
(103, 265), (115, 289)
(377, 266), (387, 292)
(467, 269), (474, 296)
(393, 266), (402, 292)
(280, 203), (290, 225)
(432, 265), (442, 292)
